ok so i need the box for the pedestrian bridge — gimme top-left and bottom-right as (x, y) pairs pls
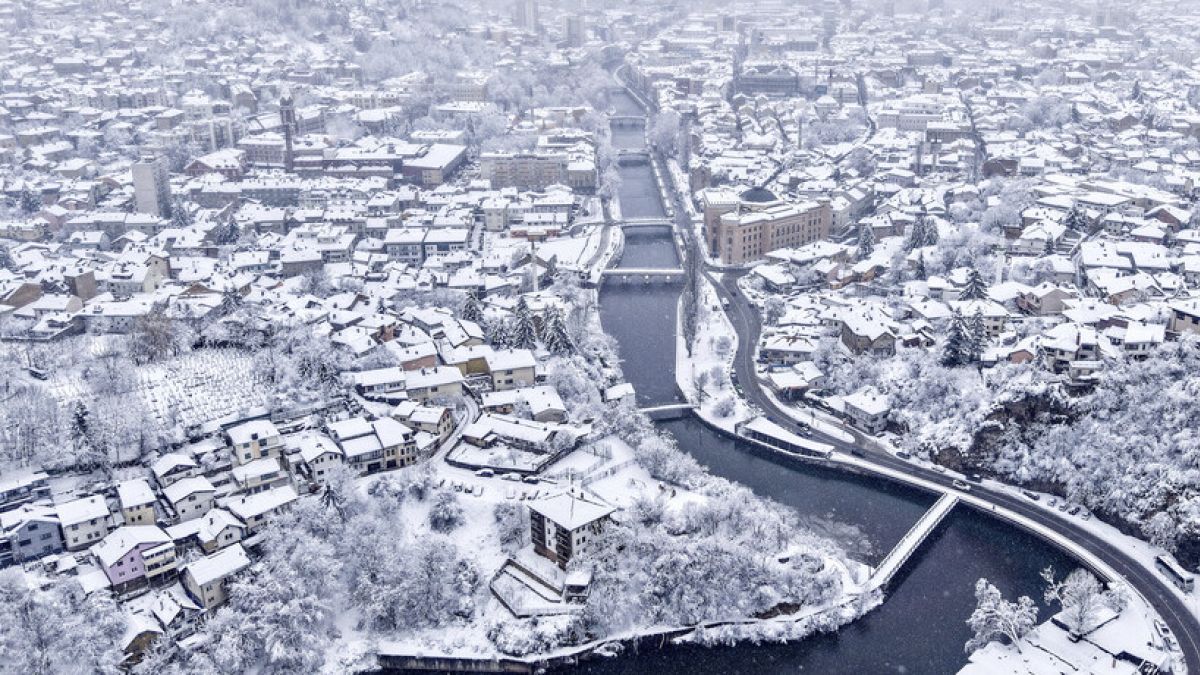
(639, 403), (696, 420)
(868, 492), (959, 590)
(600, 268), (685, 284)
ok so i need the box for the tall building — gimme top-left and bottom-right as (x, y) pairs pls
(565, 15), (585, 47)
(132, 157), (170, 219)
(514, 0), (538, 31)
(279, 91), (296, 173)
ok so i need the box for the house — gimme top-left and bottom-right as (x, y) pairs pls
(166, 508), (246, 554)
(328, 417), (418, 474)
(480, 386), (566, 422)
(840, 313), (897, 356)
(760, 334), (818, 366)
(1168, 299), (1200, 336)
(352, 366), (407, 398)
(224, 486), (298, 534)
(527, 488), (615, 568)
(92, 525), (176, 592)
(405, 366), (465, 401)
(1017, 283), (1078, 316)
(843, 387), (891, 435)
(0, 504), (63, 566)
(181, 544), (251, 610)
(230, 457), (290, 495)
(162, 476), (217, 522)
(286, 432), (344, 486)
(0, 472), (51, 510)
(145, 586), (202, 638)
(226, 419), (283, 466)
(393, 401), (458, 439)
(485, 349), (538, 391)
(116, 479), (157, 526)
(151, 453), (199, 487)
(56, 495), (115, 551)
(462, 413), (562, 453)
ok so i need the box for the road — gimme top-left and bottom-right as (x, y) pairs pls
(709, 269), (1200, 674)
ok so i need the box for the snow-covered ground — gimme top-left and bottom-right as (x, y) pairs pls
(961, 596), (1177, 675)
(674, 273), (754, 431)
(47, 348), (271, 438)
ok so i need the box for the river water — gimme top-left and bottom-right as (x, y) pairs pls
(581, 91), (1075, 674)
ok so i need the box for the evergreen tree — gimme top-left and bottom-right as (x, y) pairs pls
(488, 317), (513, 349)
(541, 307), (573, 355)
(171, 199), (193, 228)
(960, 267), (988, 300)
(905, 214), (927, 251)
(511, 297), (537, 350)
(967, 310), (986, 363)
(942, 311), (969, 367)
(1043, 234), (1056, 256)
(857, 224), (875, 260)
(70, 400), (92, 450)
(914, 252), (927, 280)
(460, 292), (483, 324)
(1131, 79), (1142, 102)
(923, 215), (939, 247)
(1063, 206), (1085, 232)
(18, 187), (39, 215)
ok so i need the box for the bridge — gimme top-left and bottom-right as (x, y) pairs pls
(617, 149), (651, 166)
(610, 115), (647, 128)
(639, 403), (696, 421)
(600, 267), (685, 284)
(868, 492), (959, 590)
(619, 217), (673, 230)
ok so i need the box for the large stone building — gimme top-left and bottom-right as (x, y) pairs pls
(702, 187), (831, 264)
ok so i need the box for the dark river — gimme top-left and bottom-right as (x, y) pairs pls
(582, 90), (1075, 674)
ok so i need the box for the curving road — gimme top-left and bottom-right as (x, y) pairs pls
(709, 269), (1200, 674)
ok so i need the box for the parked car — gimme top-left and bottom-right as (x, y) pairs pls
(896, 451), (912, 460)
(1021, 489), (1040, 501)
(967, 473), (982, 483)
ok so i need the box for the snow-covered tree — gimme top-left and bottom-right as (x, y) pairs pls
(460, 292), (483, 323)
(540, 306), (573, 355)
(429, 491), (464, 533)
(1041, 567), (1106, 637)
(1063, 206), (1086, 232)
(510, 297), (538, 350)
(960, 267), (988, 300)
(857, 224), (875, 260)
(941, 312), (971, 367)
(0, 568), (126, 674)
(964, 578), (1037, 654)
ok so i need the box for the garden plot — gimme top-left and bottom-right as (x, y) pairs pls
(50, 349), (269, 439)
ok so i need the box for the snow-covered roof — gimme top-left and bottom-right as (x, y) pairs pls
(528, 488), (615, 531)
(183, 543), (251, 587)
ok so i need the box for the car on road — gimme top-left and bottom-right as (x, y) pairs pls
(722, 298), (731, 309)
(966, 473), (983, 483)
(952, 479), (971, 491)
(850, 448), (865, 458)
